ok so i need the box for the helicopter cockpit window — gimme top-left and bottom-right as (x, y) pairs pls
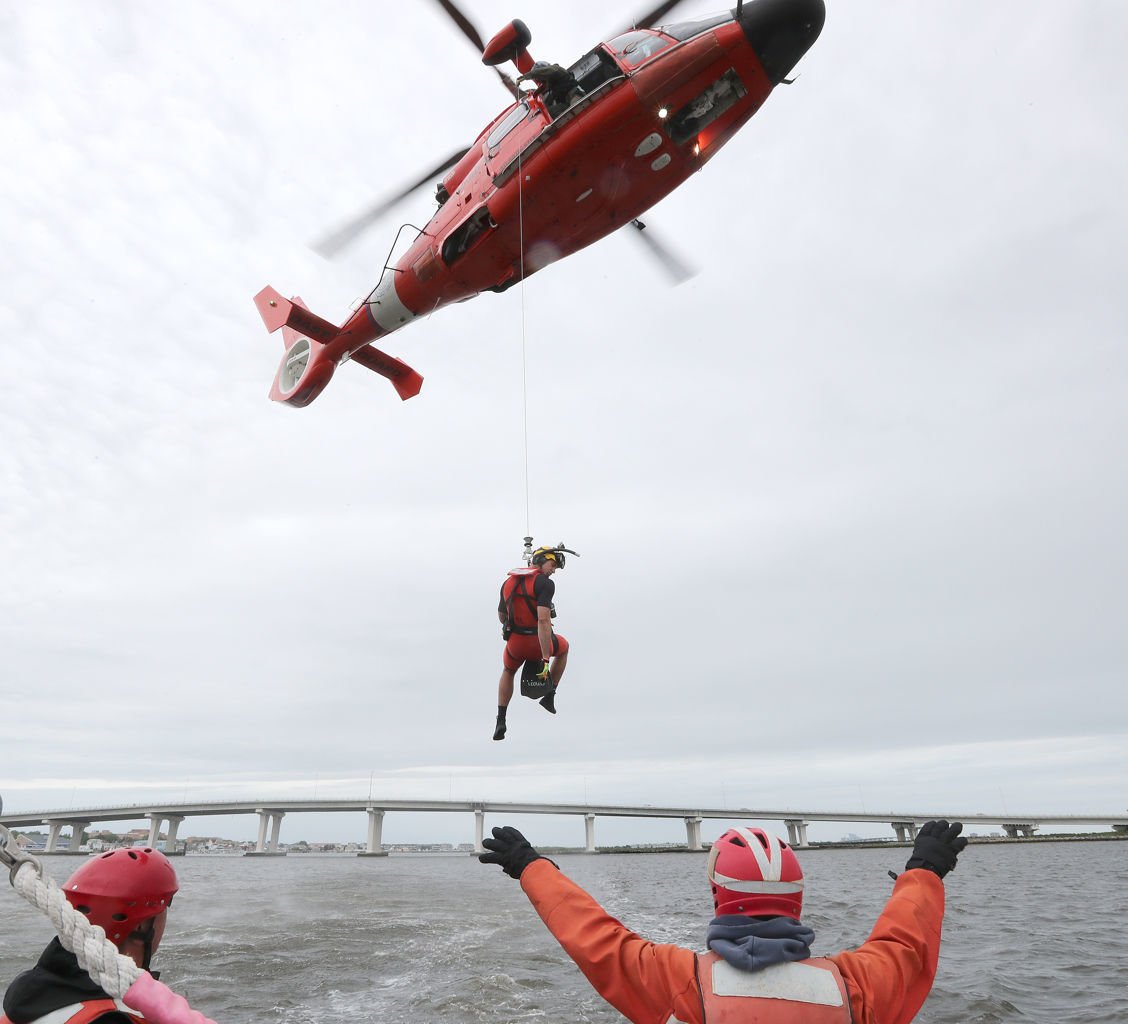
(568, 47), (622, 95)
(661, 14), (731, 42)
(606, 30), (673, 69)
(486, 101), (531, 154)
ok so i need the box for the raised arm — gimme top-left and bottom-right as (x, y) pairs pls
(480, 827), (702, 1024)
(830, 820), (968, 1024)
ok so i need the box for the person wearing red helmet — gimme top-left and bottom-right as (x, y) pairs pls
(479, 820), (969, 1024)
(2, 848), (179, 1024)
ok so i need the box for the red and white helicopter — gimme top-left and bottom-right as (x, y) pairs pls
(254, 0), (825, 406)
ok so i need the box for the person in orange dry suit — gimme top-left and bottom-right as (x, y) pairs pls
(2, 847), (179, 1024)
(479, 819), (969, 1024)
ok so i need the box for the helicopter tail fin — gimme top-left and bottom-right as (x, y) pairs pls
(255, 286), (339, 407)
(255, 286), (339, 345)
(254, 286), (423, 404)
(349, 345), (424, 400)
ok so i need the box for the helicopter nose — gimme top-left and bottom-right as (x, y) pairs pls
(737, 0), (826, 85)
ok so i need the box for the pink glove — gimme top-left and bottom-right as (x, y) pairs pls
(124, 971), (219, 1024)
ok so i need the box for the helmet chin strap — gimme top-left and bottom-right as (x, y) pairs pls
(128, 919), (159, 976)
(140, 930), (156, 975)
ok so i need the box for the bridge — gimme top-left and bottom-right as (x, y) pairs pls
(2, 799), (1125, 856)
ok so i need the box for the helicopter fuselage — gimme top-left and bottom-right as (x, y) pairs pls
(255, 0), (825, 406)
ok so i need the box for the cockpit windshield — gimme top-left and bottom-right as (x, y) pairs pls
(605, 30), (674, 69)
(660, 13), (731, 41)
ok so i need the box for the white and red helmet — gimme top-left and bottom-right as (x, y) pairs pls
(707, 827), (804, 919)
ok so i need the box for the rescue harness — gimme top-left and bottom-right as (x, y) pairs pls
(501, 568), (551, 637)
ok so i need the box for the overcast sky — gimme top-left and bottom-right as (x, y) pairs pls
(2, 2), (1125, 847)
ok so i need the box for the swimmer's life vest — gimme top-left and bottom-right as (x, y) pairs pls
(699, 953), (851, 1024)
(1, 999), (149, 1024)
(501, 568), (555, 637)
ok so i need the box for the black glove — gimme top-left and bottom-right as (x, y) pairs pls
(478, 825), (546, 880)
(904, 820), (968, 878)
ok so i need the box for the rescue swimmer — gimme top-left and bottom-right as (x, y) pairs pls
(479, 819), (969, 1024)
(495, 543), (577, 741)
(2, 847), (179, 1024)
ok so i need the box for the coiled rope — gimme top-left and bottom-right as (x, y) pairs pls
(2, 824), (217, 1024)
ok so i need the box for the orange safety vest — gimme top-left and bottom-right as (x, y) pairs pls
(699, 952), (852, 1024)
(500, 568), (551, 635)
(1, 999), (148, 1024)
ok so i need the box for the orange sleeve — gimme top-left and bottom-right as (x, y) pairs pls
(828, 869), (946, 1024)
(520, 859), (703, 1024)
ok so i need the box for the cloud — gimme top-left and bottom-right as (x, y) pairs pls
(2, 1), (1126, 848)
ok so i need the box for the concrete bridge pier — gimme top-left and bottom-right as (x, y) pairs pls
(165, 816), (184, 850)
(44, 822), (62, 853)
(247, 809), (286, 856)
(684, 816), (704, 850)
(146, 814), (184, 850)
(892, 821), (918, 843)
(584, 813), (597, 852)
(359, 808), (388, 856)
(474, 808), (486, 853)
(1003, 823), (1038, 838)
(43, 820), (88, 853)
(784, 819), (810, 848)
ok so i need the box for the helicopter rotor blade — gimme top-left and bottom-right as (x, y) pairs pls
(628, 219), (697, 286)
(431, 0), (521, 99)
(312, 147), (470, 259)
(433, 0), (487, 50)
(623, 0), (692, 32)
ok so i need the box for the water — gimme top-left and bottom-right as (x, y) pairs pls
(2, 840), (1125, 1023)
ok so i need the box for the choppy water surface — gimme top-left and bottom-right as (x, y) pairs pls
(2, 840), (1125, 1023)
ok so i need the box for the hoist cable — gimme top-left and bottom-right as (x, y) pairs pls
(517, 144), (531, 540)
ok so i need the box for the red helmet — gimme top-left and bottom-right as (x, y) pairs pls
(63, 847), (179, 945)
(707, 827), (804, 919)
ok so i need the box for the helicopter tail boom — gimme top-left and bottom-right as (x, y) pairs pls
(254, 286), (423, 405)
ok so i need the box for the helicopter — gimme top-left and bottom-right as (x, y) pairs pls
(254, 0), (826, 406)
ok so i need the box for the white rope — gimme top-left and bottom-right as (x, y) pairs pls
(2, 827), (219, 1024)
(11, 861), (142, 997)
